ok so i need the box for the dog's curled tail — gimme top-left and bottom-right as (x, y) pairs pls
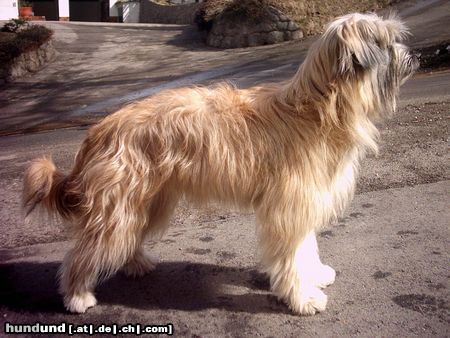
(23, 157), (71, 220)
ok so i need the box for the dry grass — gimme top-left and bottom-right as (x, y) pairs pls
(197, 0), (399, 35)
(151, 0), (171, 4)
(274, 0), (396, 35)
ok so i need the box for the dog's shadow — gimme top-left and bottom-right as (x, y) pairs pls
(0, 261), (290, 315)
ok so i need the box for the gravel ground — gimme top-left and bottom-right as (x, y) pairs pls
(359, 101), (449, 193)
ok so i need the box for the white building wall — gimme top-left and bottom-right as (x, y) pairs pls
(58, 0), (69, 18)
(110, 0), (119, 17)
(0, 0), (18, 20)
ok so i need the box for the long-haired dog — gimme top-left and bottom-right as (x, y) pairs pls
(23, 13), (418, 315)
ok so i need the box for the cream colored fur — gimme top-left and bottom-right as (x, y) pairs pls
(23, 13), (417, 314)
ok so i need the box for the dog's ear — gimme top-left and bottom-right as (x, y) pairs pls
(336, 15), (386, 75)
(325, 13), (407, 76)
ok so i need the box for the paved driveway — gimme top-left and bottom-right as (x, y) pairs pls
(0, 22), (310, 134)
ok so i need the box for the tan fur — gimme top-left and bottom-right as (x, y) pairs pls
(23, 13), (417, 314)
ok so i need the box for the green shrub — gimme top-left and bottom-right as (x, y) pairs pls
(0, 24), (53, 69)
(16, 25), (53, 51)
(19, 0), (32, 6)
(1, 18), (28, 33)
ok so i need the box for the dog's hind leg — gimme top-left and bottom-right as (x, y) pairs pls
(121, 248), (159, 278)
(59, 241), (101, 313)
(60, 205), (148, 313)
(60, 229), (140, 313)
(121, 188), (179, 278)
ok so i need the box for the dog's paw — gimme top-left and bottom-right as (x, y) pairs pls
(313, 264), (336, 289)
(122, 252), (158, 277)
(64, 292), (97, 313)
(285, 286), (328, 316)
(296, 287), (328, 316)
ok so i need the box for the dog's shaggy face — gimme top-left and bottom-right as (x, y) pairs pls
(296, 13), (417, 119)
(24, 13), (417, 315)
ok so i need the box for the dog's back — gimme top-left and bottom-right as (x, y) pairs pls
(23, 83), (289, 225)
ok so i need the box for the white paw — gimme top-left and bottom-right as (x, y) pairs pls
(297, 287), (328, 316)
(314, 264), (336, 288)
(64, 292), (97, 313)
(122, 252), (158, 277)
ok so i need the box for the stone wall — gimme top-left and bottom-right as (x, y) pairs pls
(139, 0), (200, 24)
(1, 39), (57, 84)
(206, 6), (303, 49)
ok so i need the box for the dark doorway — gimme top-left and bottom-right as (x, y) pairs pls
(31, 0), (59, 21)
(100, 0), (109, 21)
(70, 0), (101, 22)
(69, 0), (110, 21)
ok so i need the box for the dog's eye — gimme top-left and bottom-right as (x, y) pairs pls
(352, 53), (361, 66)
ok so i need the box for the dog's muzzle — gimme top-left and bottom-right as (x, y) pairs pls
(410, 53), (421, 71)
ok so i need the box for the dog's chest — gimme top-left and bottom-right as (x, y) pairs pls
(327, 150), (359, 216)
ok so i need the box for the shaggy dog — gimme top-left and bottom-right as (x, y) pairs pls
(23, 13), (418, 315)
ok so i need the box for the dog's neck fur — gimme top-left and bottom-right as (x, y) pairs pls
(260, 62), (380, 158)
(249, 59), (382, 221)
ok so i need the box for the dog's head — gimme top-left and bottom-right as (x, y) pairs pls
(325, 13), (417, 80)
(301, 13), (419, 117)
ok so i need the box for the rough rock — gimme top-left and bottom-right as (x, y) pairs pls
(2, 39), (57, 83)
(206, 6), (303, 49)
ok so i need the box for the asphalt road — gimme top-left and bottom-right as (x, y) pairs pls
(0, 0), (449, 336)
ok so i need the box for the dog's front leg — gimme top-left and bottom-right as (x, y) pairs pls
(297, 231), (336, 289)
(257, 209), (329, 315)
